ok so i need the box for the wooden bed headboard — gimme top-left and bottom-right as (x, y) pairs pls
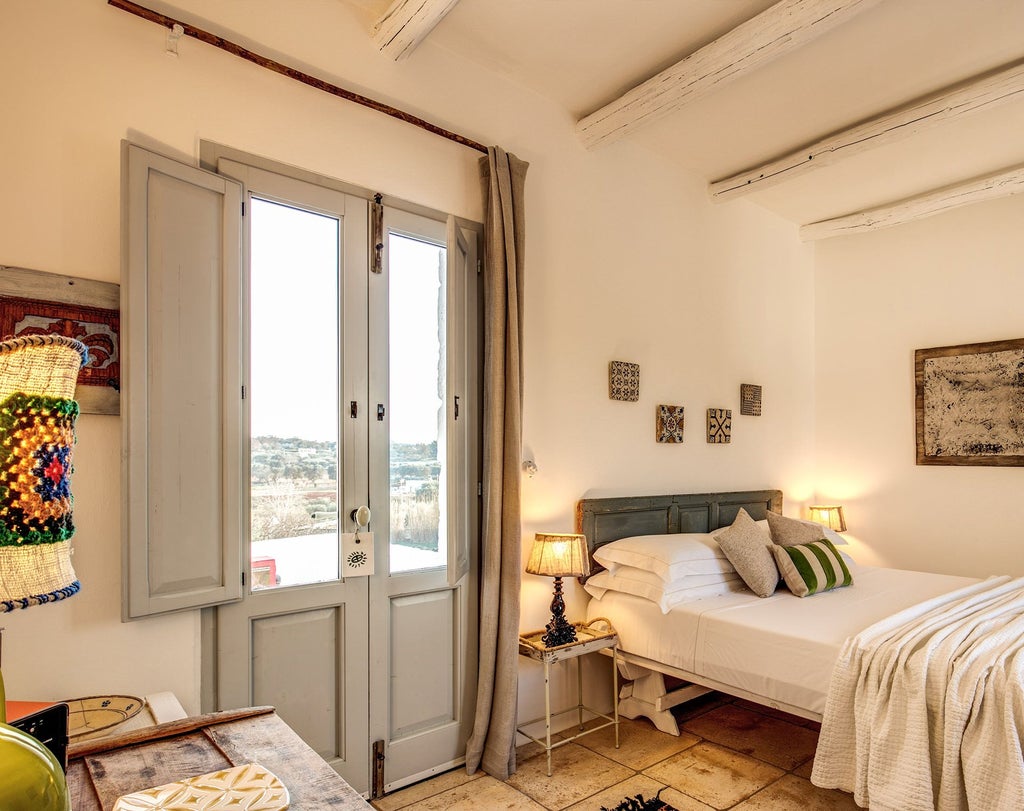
(575, 489), (783, 569)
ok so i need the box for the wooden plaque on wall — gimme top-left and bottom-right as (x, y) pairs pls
(915, 337), (1024, 466)
(0, 266), (120, 415)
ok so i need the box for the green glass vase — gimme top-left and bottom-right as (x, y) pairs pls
(0, 670), (71, 811)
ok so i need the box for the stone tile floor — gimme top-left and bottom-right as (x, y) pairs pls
(372, 693), (860, 810)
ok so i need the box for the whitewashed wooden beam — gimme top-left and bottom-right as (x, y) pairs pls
(576, 0), (882, 149)
(712, 62), (1024, 201)
(373, 0), (460, 61)
(800, 164), (1024, 241)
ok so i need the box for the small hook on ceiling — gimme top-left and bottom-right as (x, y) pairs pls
(166, 23), (185, 56)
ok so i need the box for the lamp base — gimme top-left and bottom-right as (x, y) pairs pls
(540, 576), (578, 647)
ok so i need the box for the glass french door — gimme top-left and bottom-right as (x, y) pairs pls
(213, 159), (478, 798)
(368, 209), (478, 794)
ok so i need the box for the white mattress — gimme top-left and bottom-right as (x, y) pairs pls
(586, 565), (978, 716)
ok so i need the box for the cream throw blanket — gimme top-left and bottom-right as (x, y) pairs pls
(812, 575), (1024, 811)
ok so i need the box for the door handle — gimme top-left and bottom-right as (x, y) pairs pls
(349, 505), (371, 529)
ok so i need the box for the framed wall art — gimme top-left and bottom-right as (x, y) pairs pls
(608, 360), (640, 401)
(0, 266), (120, 415)
(740, 383), (762, 416)
(656, 405), (684, 443)
(707, 408), (731, 444)
(915, 337), (1024, 466)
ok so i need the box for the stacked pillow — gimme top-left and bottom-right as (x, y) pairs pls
(715, 508), (853, 598)
(582, 510), (855, 611)
(586, 533), (743, 613)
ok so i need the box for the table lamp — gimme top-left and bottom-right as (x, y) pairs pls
(526, 532), (590, 647)
(808, 505), (847, 532)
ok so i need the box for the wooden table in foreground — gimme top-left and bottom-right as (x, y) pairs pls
(67, 706), (371, 810)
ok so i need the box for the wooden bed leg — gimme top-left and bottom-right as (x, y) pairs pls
(616, 660), (712, 736)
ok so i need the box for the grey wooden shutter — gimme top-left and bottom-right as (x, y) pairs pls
(122, 142), (244, 618)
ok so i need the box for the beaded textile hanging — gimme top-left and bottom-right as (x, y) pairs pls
(0, 334), (87, 611)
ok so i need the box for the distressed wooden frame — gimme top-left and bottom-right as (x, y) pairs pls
(0, 266), (120, 415)
(915, 337), (1024, 466)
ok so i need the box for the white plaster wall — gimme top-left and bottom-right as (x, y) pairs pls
(0, 1), (815, 733)
(813, 195), (1024, 577)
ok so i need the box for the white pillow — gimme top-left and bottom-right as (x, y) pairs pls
(583, 567), (744, 613)
(593, 533), (735, 582)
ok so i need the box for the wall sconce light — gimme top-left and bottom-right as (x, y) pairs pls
(0, 335), (87, 612)
(525, 532), (590, 647)
(808, 505), (847, 533)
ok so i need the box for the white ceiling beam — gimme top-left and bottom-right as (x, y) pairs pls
(576, 0), (882, 150)
(800, 164), (1024, 241)
(373, 0), (460, 62)
(712, 61), (1024, 201)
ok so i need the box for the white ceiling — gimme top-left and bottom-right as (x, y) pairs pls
(346, 0), (1024, 229)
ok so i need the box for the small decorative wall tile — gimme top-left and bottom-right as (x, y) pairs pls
(609, 361), (640, 401)
(707, 408), (732, 443)
(656, 405), (684, 443)
(740, 383), (762, 416)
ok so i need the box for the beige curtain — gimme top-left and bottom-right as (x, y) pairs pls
(465, 146), (529, 780)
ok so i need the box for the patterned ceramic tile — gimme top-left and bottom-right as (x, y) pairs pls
(707, 409), (732, 444)
(113, 763), (288, 810)
(656, 405), (685, 443)
(740, 384), (762, 417)
(681, 704), (818, 771)
(609, 361), (640, 401)
(642, 742), (783, 809)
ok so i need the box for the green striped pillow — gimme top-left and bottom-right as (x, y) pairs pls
(770, 538), (852, 597)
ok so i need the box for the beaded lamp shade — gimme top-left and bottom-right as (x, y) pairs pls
(0, 334), (88, 612)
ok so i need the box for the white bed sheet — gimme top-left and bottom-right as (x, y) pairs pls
(586, 565), (978, 716)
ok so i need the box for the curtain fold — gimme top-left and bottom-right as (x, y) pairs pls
(464, 146), (529, 781)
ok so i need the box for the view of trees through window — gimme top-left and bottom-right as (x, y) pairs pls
(250, 436), (440, 551)
(248, 198), (446, 588)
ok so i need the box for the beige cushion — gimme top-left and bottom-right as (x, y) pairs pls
(714, 508), (779, 598)
(766, 511), (827, 547)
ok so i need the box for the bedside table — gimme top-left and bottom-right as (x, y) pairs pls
(516, 620), (619, 776)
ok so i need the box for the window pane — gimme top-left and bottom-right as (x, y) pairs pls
(389, 233), (446, 574)
(249, 198), (340, 589)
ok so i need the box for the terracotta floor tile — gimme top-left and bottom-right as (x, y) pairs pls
(562, 774), (667, 811)
(654, 786), (720, 811)
(372, 769), (483, 810)
(669, 691), (736, 724)
(731, 700), (823, 735)
(642, 742), (784, 810)
(732, 774), (860, 810)
(681, 703), (819, 770)
(508, 742), (634, 810)
(574, 717), (700, 771)
(391, 775), (546, 811)
(792, 758), (815, 780)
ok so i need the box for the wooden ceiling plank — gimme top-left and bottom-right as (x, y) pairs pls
(799, 164), (1024, 241)
(711, 61), (1024, 201)
(575, 0), (883, 150)
(373, 0), (460, 61)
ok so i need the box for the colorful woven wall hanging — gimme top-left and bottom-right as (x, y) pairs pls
(0, 334), (87, 611)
